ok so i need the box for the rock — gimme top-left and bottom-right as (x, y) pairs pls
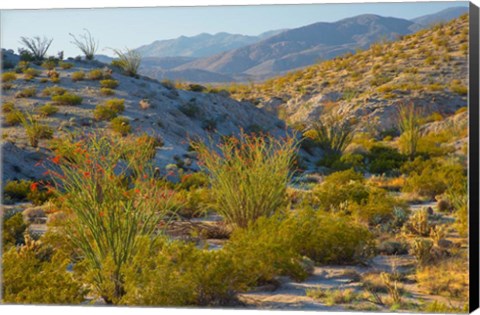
(426, 207), (434, 215)
(23, 206), (47, 224)
(378, 240), (409, 255)
(437, 238), (453, 249)
(299, 256), (315, 275)
(139, 99), (151, 110)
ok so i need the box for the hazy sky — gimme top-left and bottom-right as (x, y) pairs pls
(0, 1), (469, 57)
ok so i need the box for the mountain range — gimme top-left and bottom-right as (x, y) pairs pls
(125, 6), (469, 83)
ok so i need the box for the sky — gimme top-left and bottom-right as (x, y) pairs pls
(0, 1), (469, 58)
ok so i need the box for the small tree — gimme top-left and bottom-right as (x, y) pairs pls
(397, 103), (422, 160)
(111, 48), (141, 77)
(69, 29), (99, 60)
(19, 36), (53, 62)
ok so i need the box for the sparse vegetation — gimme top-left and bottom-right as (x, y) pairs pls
(37, 103), (59, 117)
(18, 112), (54, 147)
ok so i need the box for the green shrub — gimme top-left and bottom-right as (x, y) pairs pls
(71, 71), (85, 81)
(4, 110), (23, 126)
(110, 116), (131, 135)
(402, 159), (465, 199)
(104, 98), (125, 112)
(88, 69), (104, 80)
(58, 61), (74, 69)
(18, 112), (54, 147)
(179, 172), (209, 190)
(287, 208), (375, 264)
(450, 80), (468, 96)
(41, 85), (66, 97)
(15, 87), (37, 98)
(51, 93), (82, 105)
(2, 72), (17, 82)
(2, 236), (85, 304)
(121, 237), (245, 306)
(2, 212), (28, 248)
(192, 133), (298, 228)
(4, 179), (32, 200)
(2, 102), (15, 112)
(349, 188), (403, 226)
(23, 68), (40, 78)
(93, 104), (117, 121)
(100, 88), (115, 96)
(41, 59), (57, 70)
(100, 79), (119, 89)
(313, 169), (369, 211)
(37, 103), (59, 117)
(224, 214), (308, 283)
(367, 145), (406, 175)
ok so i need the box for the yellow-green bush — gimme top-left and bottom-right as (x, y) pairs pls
(110, 116), (131, 136)
(104, 98), (125, 112)
(100, 79), (119, 89)
(100, 88), (115, 96)
(2, 72), (17, 82)
(15, 87), (36, 98)
(18, 112), (54, 147)
(59, 61), (73, 69)
(4, 110), (23, 126)
(286, 208), (375, 264)
(94, 104), (117, 121)
(2, 236), (85, 304)
(51, 92), (82, 105)
(41, 85), (66, 97)
(88, 69), (104, 80)
(2, 212), (28, 248)
(121, 237), (246, 306)
(71, 71), (85, 82)
(313, 169), (369, 211)
(37, 103), (59, 117)
(3, 179), (32, 201)
(2, 102), (15, 113)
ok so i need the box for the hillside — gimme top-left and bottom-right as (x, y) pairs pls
(175, 14), (417, 80)
(0, 52), (286, 182)
(226, 14), (469, 135)
(135, 30), (286, 58)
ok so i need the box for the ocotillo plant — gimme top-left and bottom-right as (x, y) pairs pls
(49, 132), (176, 304)
(193, 132), (298, 229)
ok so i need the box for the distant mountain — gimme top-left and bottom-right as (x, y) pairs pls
(135, 30), (286, 58)
(410, 6), (469, 29)
(174, 14), (416, 79)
